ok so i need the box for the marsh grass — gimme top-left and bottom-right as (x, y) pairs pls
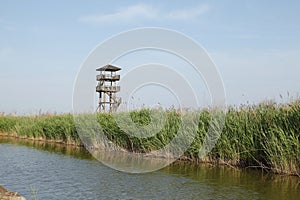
(0, 114), (80, 144)
(0, 100), (299, 175)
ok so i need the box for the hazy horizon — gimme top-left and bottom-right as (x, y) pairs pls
(1, 1), (300, 114)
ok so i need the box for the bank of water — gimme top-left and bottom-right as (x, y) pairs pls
(0, 137), (299, 200)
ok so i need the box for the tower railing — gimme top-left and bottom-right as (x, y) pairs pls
(96, 64), (121, 113)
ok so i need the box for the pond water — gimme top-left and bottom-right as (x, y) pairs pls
(0, 137), (299, 200)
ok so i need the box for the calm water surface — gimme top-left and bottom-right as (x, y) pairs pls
(0, 137), (299, 200)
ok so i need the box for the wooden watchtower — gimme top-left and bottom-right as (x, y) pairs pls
(96, 64), (121, 113)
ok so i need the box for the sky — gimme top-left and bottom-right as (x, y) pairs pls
(1, 0), (300, 114)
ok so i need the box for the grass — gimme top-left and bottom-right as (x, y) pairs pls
(0, 113), (80, 145)
(0, 100), (299, 175)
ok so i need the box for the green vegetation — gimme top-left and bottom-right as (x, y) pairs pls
(211, 100), (300, 176)
(0, 100), (299, 175)
(0, 114), (80, 144)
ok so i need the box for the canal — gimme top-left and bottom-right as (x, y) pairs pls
(0, 137), (299, 199)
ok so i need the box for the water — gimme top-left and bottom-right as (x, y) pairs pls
(0, 137), (299, 200)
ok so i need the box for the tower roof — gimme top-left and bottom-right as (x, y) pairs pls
(96, 64), (121, 72)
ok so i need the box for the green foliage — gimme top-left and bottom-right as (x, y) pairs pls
(0, 101), (299, 175)
(0, 114), (79, 144)
(129, 109), (151, 127)
(96, 109), (181, 152)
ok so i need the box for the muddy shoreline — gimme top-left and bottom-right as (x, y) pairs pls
(1, 132), (299, 177)
(0, 132), (83, 147)
(0, 185), (26, 200)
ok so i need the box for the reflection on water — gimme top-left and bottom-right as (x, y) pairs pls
(162, 163), (300, 200)
(0, 136), (92, 159)
(0, 137), (299, 200)
(90, 149), (175, 173)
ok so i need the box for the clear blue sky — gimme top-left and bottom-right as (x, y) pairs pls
(1, 0), (300, 114)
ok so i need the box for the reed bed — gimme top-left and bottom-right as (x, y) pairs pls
(0, 114), (80, 145)
(0, 100), (299, 175)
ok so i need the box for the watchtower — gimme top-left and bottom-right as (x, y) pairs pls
(96, 64), (121, 113)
